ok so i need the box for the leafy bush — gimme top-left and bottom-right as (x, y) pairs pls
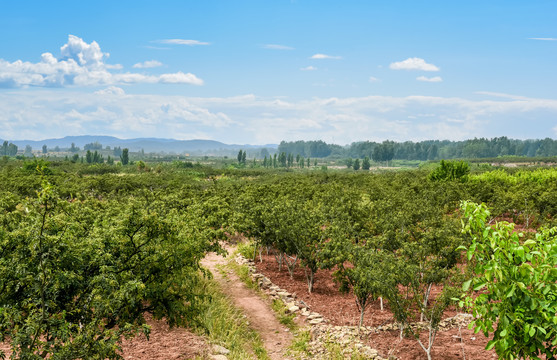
(429, 160), (470, 182)
(459, 201), (557, 359)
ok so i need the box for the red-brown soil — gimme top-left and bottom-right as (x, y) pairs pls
(1, 316), (208, 360)
(253, 252), (497, 360)
(120, 313), (208, 359)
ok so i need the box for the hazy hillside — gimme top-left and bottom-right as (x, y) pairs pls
(1, 136), (277, 154)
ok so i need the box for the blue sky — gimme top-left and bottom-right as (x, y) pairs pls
(1, 0), (556, 144)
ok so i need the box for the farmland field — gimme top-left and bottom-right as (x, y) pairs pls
(1, 158), (557, 359)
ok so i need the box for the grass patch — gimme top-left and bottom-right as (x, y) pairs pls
(289, 329), (311, 356)
(237, 240), (257, 260)
(227, 260), (260, 291)
(193, 275), (269, 360)
(270, 299), (297, 331)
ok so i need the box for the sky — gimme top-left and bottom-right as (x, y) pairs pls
(0, 0), (556, 145)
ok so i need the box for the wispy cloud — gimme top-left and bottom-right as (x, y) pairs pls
(390, 57), (440, 71)
(369, 76), (379, 83)
(528, 37), (557, 41)
(0, 35), (203, 87)
(310, 53), (342, 60)
(417, 76), (442, 82)
(475, 91), (530, 101)
(3, 91), (557, 144)
(156, 39), (210, 46)
(132, 60), (163, 68)
(262, 44), (294, 50)
(300, 66), (317, 71)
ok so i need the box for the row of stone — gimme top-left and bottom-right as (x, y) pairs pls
(234, 253), (387, 360)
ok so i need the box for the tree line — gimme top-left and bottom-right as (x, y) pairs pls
(278, 136), (557, 160)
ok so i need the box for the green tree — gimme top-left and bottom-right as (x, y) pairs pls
(120, 148), (129, 165)
(353, 158), (360, 171)
(42, 144), (47, 154)
(429, 160), (469, 182)
(24, 145), (33, 157)
(459, 201), (557, 359)
(362, 156), (370, 170)
(0, 183), (216, 359)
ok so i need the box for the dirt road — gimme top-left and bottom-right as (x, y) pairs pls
(201, 249), (293, 360)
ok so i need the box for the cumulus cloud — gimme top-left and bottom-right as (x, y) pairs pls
(0, 35), (203, 88)
(157, 39), (210, 46)
(263, 44), (294, 50)
(94, 86), (125, 95)
(300, 66), (317, 71)
(310, 53), (342, 59)
(417, 76), (442, 82)
(390, 57), (440, 71)
(132, 60), (163, 68)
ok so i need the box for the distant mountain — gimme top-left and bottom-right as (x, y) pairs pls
(1, 136), (278, 154)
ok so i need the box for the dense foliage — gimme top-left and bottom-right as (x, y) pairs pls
(460, 201), (557, 359)
(279, 136), (557, 160)
(1, 158), (557, 359)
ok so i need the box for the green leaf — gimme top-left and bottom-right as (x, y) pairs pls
(473, 281), (487, 291)
(486, 340), (497, 350)
(529, 327), (536, 337)
(505, 285), (515, 298)
(462, 279), (472, 292)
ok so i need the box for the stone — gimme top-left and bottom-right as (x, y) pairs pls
(309, 318), (323, 325)
(307, 313), (322, 320)
(288, 305), (300, 313)
(210, 355), (228, 360)
(212, 344), (230, 355)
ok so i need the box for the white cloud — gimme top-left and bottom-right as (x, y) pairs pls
(417, 76), (442, 82)
(263, 44), (294, 50)
(529, 37), (557, 41)
(310, 53), (342, 59)
(132, 60), (163, 68)
(475, 91), (530, 101)
(369, 76), (379, 82)
(94, 86), (125, 95)
(390, 57), (440, 71)
(300, 66), (317, 71)
(0, 35), (203, 87)
(157, 39), (210, 46)
(2, 90), (557, 144)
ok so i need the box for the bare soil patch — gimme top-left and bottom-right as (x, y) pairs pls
(1, 315), (208, 360)
(253, 252), (497, 360)
(120, 313), (208, 360)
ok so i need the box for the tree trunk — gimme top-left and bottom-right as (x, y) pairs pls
(305, 267), (315, 293)
(285, 254), (298, 279)
(421, 283), (433, 322)
(380, 296), (383, 311)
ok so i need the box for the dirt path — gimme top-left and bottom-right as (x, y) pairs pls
(201, 248), (293, 360)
